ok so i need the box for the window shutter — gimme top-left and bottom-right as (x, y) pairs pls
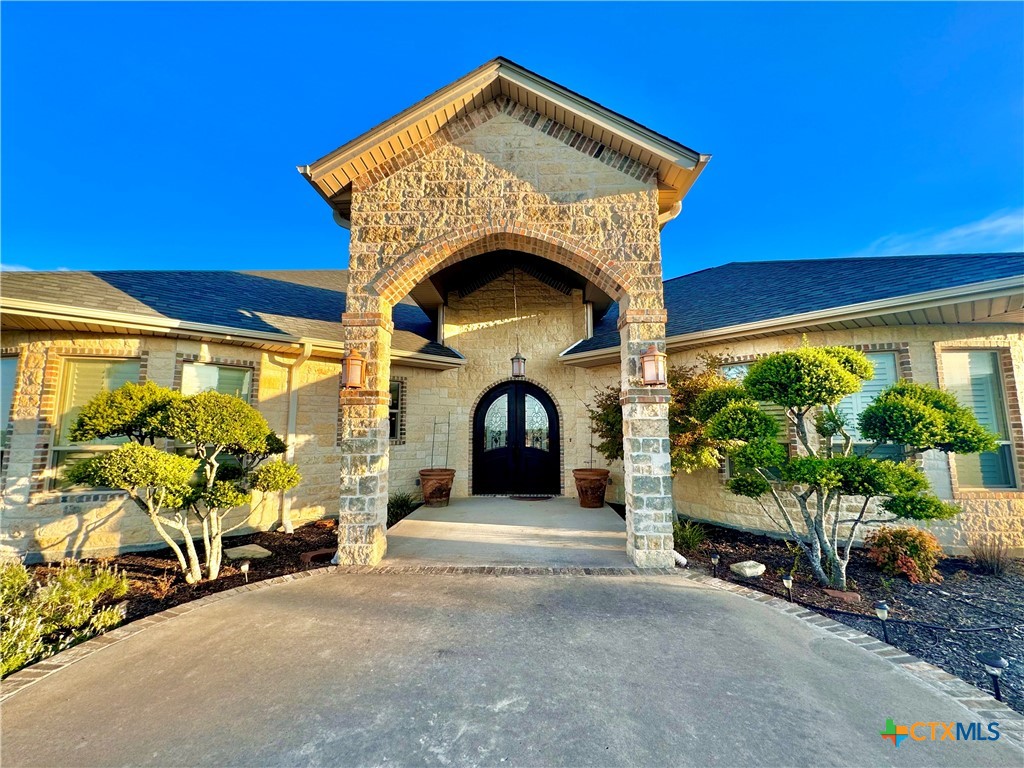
(58, 360), (140, 444)
(836, 352), (897, 443)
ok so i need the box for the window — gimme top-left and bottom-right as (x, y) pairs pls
(833, 352), (903, 460)
(942, 350), (1016, 489)
(181, 362), (252, 399)
(52, 358), (141, 484)
(177, 363), (253, 473)
(1, 356), (18, 453)
(720, 362), (789, 476)
(389, 380), (405, 442)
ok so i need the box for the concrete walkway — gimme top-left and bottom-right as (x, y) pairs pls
(384, 497), (631, 568)
(3, 572), (1020, 767)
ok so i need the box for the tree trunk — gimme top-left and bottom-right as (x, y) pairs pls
(208, 514), (224, 580)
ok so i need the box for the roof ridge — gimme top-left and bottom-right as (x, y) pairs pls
(724, 252), (1023, 266)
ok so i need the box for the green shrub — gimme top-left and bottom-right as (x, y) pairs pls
(387, 492), (418, 528)
(865, 526), (944, 584)
(673, 519), (707, 552)
(1, 560), (129, 677)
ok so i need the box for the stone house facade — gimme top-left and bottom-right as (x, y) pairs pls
(2, 59), (1022, 564)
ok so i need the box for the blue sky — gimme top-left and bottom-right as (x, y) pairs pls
(2, 2), (1022, 279)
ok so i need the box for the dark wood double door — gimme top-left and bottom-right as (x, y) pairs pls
(472, 381), (560, 495)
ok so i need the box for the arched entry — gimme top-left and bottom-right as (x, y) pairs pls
(473, 381), (560, 495)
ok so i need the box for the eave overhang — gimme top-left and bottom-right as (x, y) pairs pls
(298, 57), (709, 226)
(0, 300), (466, 371)
(559, 277), (1024, 368)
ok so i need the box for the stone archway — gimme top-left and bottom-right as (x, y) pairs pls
(371, 225), (633, 307)
(332, 104), (675, 568)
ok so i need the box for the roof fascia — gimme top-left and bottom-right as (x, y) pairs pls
(1, 299), (465, 370)
(559, 276), (1024, 366)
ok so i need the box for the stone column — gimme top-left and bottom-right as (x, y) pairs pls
(619, 309), (674, 568)
(335, 308), (393, 566)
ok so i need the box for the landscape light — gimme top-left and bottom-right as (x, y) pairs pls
(976, 652), (1009, 702)
(874, 600), (890, 643)
(782, 573), (794, 602)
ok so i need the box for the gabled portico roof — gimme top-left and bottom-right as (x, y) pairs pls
(299, 57), (710, 225)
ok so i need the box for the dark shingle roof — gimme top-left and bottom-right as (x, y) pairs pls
(0, 269), (461, 359)
(571, 253), (1024, 354)
(3, 254), (1020, 359)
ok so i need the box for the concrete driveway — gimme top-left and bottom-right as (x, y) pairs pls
(2, 572), (1020, 768)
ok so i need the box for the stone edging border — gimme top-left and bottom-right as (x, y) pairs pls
(672, 567), (1024, 751)
(3, 561), (1022, 754)
(0, 564), (671, 702)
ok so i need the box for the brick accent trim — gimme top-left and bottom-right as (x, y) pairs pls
(468, 377), (565, 496)
(171, 353), (260, 404)
(617, 309), (668, 329)
(372, 225), (632, 305)
(31, 350), (149, 499)
(350, 95), (658, 194)
(935, 343), (1023, 499)
(341, 313), (395, 333)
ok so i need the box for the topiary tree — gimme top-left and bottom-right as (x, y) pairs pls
(67, 442), (203, 583)
(700, 345), (997, 590)
(68, 383), (301, 582)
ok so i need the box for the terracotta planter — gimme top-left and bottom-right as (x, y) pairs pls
(573, 468), (610, 509)
(419, 468), (456, 507)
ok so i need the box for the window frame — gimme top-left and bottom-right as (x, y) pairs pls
(830, 351), (905, 461)
(389, 378), (407, 445)
(179, 360), (254, 401)
(49, 356), (143, 489)
(718, 360), (793, 480)
(939, 347), (1019, 492)
(1, 355), (18, 451)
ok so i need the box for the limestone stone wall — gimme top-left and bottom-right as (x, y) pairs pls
(388, 271), (619, 498)
(668, 324), (1024, 555)
(340, 93), (674, 567)
(0, 331), (341, 562)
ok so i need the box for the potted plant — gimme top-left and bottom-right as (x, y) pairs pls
(419, 414), (455, 507)
(572, 466), (610, 508)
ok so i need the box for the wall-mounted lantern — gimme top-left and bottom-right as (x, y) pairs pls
(341, 348), (366, 389)
(640, 344), (667, 387)
(511, 351), (527, 379)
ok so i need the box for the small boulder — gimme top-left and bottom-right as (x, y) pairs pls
(223, 544), (273, 560)
(730, 560), (766, 578)
(823, 588), (862, 603)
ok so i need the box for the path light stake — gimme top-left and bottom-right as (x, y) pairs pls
(874, 600), (890, 644)
(710, 552), (720, 578)
(240, 560), (250, 583)
(781, 573), (794, 602)
(976, 652), (1009, 702)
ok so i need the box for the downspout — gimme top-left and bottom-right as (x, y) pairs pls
(279, 342), (313, 534)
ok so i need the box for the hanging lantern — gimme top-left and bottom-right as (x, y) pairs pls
(640, 344), (667, 387)
(511, 351), (527, 379)
(341, 348), (366, 389)
(509, 264), (526, 379)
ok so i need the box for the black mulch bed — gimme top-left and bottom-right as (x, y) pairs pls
(35, 519), (342, 625)
(678, 524), (1024, 714)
